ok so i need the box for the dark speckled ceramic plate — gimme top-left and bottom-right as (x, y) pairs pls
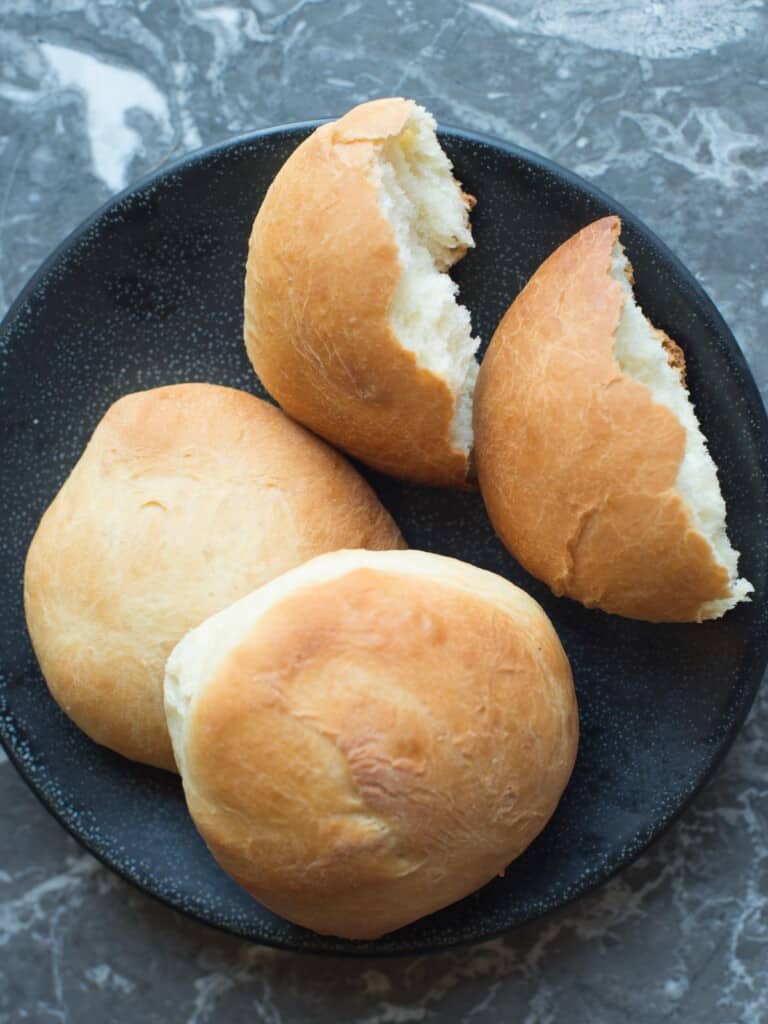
(1, 123), (767, 955)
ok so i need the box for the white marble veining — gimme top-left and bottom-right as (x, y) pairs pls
(469, 0), (764, 59)
(0, 1), (766, 1021)
(40, 43), (172, 192)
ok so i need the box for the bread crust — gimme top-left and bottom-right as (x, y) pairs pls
(172, 549), (577, 939)
(473, 215), (732, 622)
(24, 384), (404, 770)
(244, 98), (474, 488)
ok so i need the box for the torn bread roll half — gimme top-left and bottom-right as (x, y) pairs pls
(473, 216), (752, 623)
(24, 384), (404, 771)
(244, 98), (480, 489)
(164, 549), (578, 940)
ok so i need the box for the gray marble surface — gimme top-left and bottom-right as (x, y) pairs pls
(1, 1), (767, 1021)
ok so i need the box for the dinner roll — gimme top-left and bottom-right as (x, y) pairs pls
(474, 215), (752, 622)
(164, 549), (578, 940)
(244, 98), (480, 489)
(24, 384), (404, 771)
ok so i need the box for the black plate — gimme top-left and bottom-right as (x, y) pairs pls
(1, 123), (767, 956)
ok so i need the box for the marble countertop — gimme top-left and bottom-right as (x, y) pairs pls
(1, 2), (766, 1021)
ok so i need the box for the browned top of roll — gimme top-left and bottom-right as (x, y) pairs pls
(473, 216), (735, 621)
(24, 384), (404, 770)
(166, 549), (577, 939)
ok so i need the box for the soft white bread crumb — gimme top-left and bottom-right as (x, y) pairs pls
(372, 105), (480, 454)
(610, 242), (752, 619)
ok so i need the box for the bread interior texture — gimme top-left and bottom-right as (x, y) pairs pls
(610, 243), (752, 618)
(372, 105), (480, 454)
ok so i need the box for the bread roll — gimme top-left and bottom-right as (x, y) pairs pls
(164, 549), (578, 939)
(24, 384), (404, 771)
(473, 215), (752, 622)
(244, 98), (480, 489)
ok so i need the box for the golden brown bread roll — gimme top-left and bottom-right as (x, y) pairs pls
(164, 549), (578, 939)
(244, 98), (480, 489)
(24, 384), (404, 771)
(473, 215), (751, 622)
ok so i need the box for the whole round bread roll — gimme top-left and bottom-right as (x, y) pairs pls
(164, 549), (578, 940)
(24, 384), (404, 771)
(473, 215), (752, 622)
(244, 97), (480, 489)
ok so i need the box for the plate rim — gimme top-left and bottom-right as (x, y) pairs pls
(1, 119), (767, 956)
